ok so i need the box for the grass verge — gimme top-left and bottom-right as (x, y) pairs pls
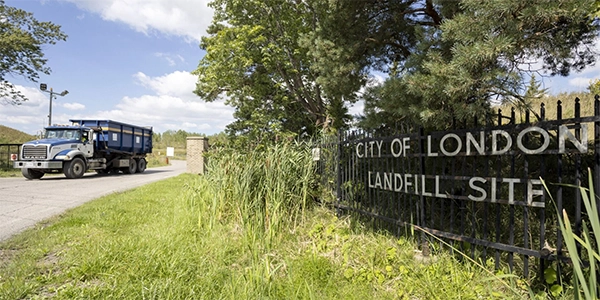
(0, 169), (19, 178)
(1, 173), (529, 299)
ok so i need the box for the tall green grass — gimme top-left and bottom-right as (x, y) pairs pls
(189, 142), (315, 248)
(542, 170), (600, 299)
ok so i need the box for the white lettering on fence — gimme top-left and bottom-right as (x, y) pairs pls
(355, 123), (592, 208)
(355, 124), (588, 159)
(367, 172), (545, 207)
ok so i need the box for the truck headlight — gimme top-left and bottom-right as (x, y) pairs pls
(55, 155), (70, 160)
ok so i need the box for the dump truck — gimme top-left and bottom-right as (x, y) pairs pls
(13, 119), (153, 179)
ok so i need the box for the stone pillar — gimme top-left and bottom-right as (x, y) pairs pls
(186, 136), (209, 174)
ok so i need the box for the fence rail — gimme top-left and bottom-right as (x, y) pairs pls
(318, 96), (600, 278)
(0, 144), (20, 170)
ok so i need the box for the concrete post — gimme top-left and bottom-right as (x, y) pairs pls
(186, 136), (209, 174)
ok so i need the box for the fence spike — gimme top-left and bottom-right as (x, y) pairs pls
(497, 109), (502, 126)
(557, 100), (562, 120)
(510, 107), (516, 124)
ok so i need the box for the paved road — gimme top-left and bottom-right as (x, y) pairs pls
(0, 160), (186, 242)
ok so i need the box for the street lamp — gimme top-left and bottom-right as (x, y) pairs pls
(40, 83), (68, 126)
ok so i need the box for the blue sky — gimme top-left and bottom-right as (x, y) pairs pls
(1, 0), (234, 135)
(0, 0), (599, 136)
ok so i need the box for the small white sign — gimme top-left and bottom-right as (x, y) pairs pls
(312, 148), (320, 161)
(166, 147), (175, 157)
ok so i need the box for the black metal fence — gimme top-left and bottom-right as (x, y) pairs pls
(318, 96), (600, 278)
(0, 144), (20, 170)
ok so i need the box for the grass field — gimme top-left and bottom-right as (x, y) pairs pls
(0, 125), (36, 144)
(0, 173), (535, 299)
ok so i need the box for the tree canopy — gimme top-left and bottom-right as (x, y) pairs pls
(0, 0), (67, 105)
(360, 0), (600, 129)
(194, 0), (366, 146)
(194, 0), (600, 141)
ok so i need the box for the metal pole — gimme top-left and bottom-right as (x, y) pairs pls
(48, 88), (53, 126)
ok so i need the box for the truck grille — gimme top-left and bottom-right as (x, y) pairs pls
(22, 145), (48, 159)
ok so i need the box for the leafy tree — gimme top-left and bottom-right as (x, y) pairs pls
(196, 0), (600, 136)
(353, 0), (461, 129)
(0, 0), (67, 105)
(511, 75), (549, 121)
(193, 0), (363, 145)
(588, 78), (600, 96)
(359, 0), (600, 130)
(154, 129), (203, 149)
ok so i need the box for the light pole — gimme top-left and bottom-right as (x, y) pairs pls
(40, 83), (68, 126)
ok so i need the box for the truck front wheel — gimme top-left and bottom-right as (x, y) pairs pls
(64, 158), (86, 179)
(22, 168), (44, 180)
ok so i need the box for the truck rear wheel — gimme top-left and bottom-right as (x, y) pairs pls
(123, 159), (137, 174)
(64, 157), (86, 179)
(22, 168), (44, 180)
(137, 158), (147, 173)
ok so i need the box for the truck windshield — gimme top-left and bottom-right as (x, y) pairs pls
(45, 129), (81, 140)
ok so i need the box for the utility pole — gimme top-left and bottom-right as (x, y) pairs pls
(40, 83), (68, 126)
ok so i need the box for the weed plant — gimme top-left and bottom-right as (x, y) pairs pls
(542, 170), (600, 299)
(191, 141), (316, 248)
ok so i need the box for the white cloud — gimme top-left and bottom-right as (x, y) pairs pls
(1, 72), (234, 135)
(568, 77), (593, 89)
(63, 0), (214, 42)
(563, 61), (600, 91)
(133, 71), (197, 97)
(71, 71), (234, 134)
(76, 96), (234, 133)
(62, 102), (86, 110)
(154, 52), (185, 66)
(0, 85), (52, 133)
